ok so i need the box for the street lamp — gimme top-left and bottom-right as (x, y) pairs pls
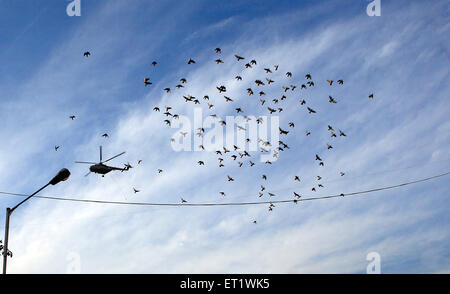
(2, 168), (70, 274)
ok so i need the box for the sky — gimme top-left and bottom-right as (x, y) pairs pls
(0, 0), (449, 274)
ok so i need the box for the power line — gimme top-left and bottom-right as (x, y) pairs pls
(0, 171), (448, 207)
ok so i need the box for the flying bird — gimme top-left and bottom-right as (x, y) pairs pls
(143, 78), (152, 86)
(133, 188), (140, 193)
(187, 58), (195, 64)
(234, 55), (245, 61)
(83, 51), (91, 57)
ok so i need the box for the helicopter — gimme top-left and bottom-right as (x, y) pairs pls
(75, 146), (130, 177)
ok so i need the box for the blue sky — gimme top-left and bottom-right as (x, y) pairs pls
(0, 0), (449, 273)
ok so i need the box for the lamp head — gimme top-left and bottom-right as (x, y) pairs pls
(49, 168), (71, 185)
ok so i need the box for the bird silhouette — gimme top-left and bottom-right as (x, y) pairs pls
(215, 48), (222, 53)
(187, 58), (195, 64)
(143, 78), (152, 86)
(69, 115), (76, 120)
(234, 55), (244, 61)
(133, 188), (140, 193)
(255, 80), (265, 86)
(83, 51), (91, 57)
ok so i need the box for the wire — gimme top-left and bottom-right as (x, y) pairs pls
(0, 171), (448, 207)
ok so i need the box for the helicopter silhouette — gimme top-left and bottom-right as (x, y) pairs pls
(75, 146), (129, 177)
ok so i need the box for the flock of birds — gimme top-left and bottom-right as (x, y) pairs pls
(64, 49), (374, 224)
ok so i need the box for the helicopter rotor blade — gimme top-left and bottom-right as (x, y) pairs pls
(75, 161), (97, 164)
(84, 171), (92, 177)
(100, 146), (103, 162)
(102, 152), (126, 163)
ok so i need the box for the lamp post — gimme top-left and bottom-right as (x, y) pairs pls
(2, 168), (70, 274)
